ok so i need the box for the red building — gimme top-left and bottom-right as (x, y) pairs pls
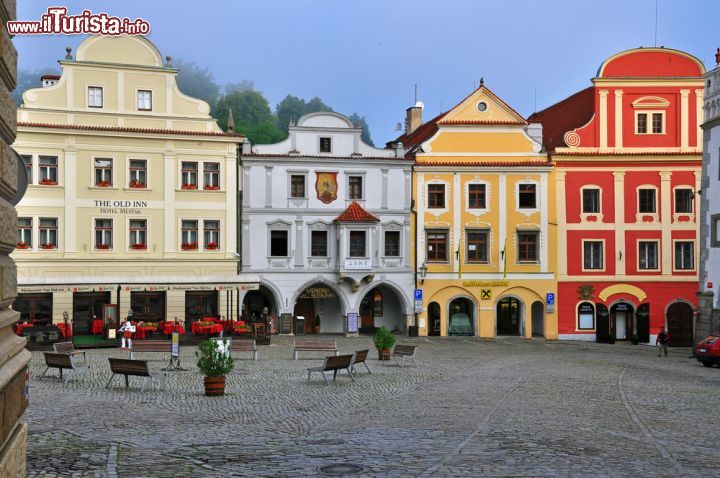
(530, 48), (705, 346)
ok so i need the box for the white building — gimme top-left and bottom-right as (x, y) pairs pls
(699, 49), (720, 341)
(241, 112), (414, 334)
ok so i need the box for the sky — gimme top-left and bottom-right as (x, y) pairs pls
(14, 0), (720, 144)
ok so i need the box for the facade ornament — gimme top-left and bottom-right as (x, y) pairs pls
(65, 47), (73, 60)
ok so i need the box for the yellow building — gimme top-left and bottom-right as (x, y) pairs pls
(396, 85), (558, 338)
(11, 35), (256, 344)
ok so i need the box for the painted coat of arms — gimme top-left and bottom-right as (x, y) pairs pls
(315, 172), (338, 204)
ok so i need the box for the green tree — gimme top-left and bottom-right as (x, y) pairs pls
(174, 59), (220, 111)
(275, 95), (333, 132)
(12, 69), (60, 105)
(348, 113), (374, 146)
(216, 90), (286, 144)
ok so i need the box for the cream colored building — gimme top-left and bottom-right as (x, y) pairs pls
(11, 35), (256, 341)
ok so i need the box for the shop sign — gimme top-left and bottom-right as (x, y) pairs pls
(168, 284), (232, 291)
(578, 303), (595, 313)
(19, 285), (113, 293)
(613, 302), (631, 312)
(708, 282), (714, 290)
(94, 199), (148, 215)
(279, 313), (293, 334)
(481, 289), (492, 300)
(298, 286), (337, 299)
(124, 285), (169, 292)
(347, 313), (359, 333)
(463, 280), (509, 287)
(239, 283), (260, 291)
(171, 332), (180, 358)
(345, 259), (371, 270)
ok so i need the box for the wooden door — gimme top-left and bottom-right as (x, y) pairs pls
(293, 299), (315, 334)
(360, 295), (373, 329)
(667, 302), (693, 347)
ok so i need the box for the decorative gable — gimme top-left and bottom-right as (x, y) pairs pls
(438, 85), (527, 126)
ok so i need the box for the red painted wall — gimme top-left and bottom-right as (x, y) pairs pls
(624, 230), (662, 276)
(600, 50), (704, 78)
(564, 171), (615, 223)
(624, 171), (661, 222)
(566, 230), (615, 276)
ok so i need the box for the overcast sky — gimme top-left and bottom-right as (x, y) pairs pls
(15, 0), (720, 143)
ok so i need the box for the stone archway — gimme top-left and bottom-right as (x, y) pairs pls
(531, 301), (544, 337)
(358, 284), (406, 333)
(497, 297), (522, 336)
(293, 283), (345, 334)
(448, 297), (475, 336)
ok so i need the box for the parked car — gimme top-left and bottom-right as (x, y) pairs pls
(695, 336), (720, 367)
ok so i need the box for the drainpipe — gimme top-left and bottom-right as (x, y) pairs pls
(236, 141), (243, 323)
(411, 163), (418, 335)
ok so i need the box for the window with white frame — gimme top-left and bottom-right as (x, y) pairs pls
(348, 176), (363, 200)
(468, 184), (487, 209)
(94, 158), (112, 187)
(517, 231), (539, 262)
(270, 230), (288, 257)
(426, 230), (448, 262)
(674, 188), (693, 214)
(203, 163), (220, 190)
(577, 302), (595, 330)
(38, 156), (57, 185)
(181, 220), (198, 250)
(39, 218), (57, 249)
(674, 241), (694, 270)
(636, 112), (664, 134)
(94, 219), (113, 249)
(181, 162), (198, 189)
(349, 231), (367, 257)
(466, 230), (489, 263)
(384, 230), (400, 257)
(638, 241), (659, 270)
(204, 220), (220, 250)
(638, 188), (656, 213)
(137, 90), (152, 111)
(319, 137), (332, 153)
(17, 218), (31, 249)
(311, 230), (328, 257)
(21, 155), (31, 184)
(129, 219), (147, 250)
(583, 241), (603, 270)
(129, 160), (147, 188)
(88, 86), (103, 108)
(427, 184), (445, 209)
(712, 214), (720, 248)
(582, 188), (600, 213)
(518, 183), (537, 209)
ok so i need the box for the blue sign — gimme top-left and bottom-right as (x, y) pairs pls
(546, 293), (555, 305)
(414, 289), (423, 301)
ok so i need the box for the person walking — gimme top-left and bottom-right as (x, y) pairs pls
(656, 326), (670, 357)
(118, 319), (136, 350)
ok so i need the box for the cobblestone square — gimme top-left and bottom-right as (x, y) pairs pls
(25, 337), (720, 477)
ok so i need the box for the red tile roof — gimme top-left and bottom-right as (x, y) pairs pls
(334, 201), (380, 223)
(18, 121), (244, 138)
(393, 111), (447, 148)
(415, 160), (552, 168)
(527, 87), (594, 152)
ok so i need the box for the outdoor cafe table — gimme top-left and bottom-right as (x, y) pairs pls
(191, 322), (223, 335)
(161, 323), (185, 335)
(134, 325), (158, 340)
(16, 323), (33, 335)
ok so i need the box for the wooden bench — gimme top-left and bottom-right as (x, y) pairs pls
(384, 344), (418, 368)
(39, 352), (88, 384)
(229, 339), (258, 361)
(53, 341), (88, 365)
(106, 358), (166, 393)
(293, 339), (338, 360)
(350, 349), (371, 376)
(129, 340), (172, 360)
(307, 354), (355, 385)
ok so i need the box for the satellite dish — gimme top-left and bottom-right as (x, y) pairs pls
(415, 101), (424, 109)
(10, 148), (28, 206)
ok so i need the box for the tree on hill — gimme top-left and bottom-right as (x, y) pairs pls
(215, 90), (286, 144)
(174, 59), (221, 111)
(275, 95), (333, 132)
(348, 113), (374, 146)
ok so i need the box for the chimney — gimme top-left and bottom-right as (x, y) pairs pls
(405, 101), (424, 135)
(40, 75), (60, 88)
(226, 108), (235, 133)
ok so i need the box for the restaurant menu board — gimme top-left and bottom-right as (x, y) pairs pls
(171, 332), (180, 357)
(347, 313), (359, 333)
(279, 313), (293, 334)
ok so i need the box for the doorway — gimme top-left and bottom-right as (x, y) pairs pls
(610, 302), (634, 340)
(448, 298), (474, 336)
(666, 302), (693, 347)
(428, 302), (441, 336)
(636, 303), (650, 343)
(531, 301), (544, 337)
(497, 297), (522, 336)
(293, 298), (316, 335)
(185, 291), (218, 332)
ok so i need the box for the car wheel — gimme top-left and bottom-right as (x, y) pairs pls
(701, 360), (713, 367)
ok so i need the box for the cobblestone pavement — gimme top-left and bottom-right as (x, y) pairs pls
(24, 336), (720, 477)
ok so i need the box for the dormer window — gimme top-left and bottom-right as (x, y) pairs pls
(632, 97), (668, 135)
(88, 86), (103, 108)
(137, 90), (152, 111)
(319, 137), (332, 153)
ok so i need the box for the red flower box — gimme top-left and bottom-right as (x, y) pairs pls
(96, 180), (111, 187)
(181, 242), (198, 250)
(96, 243), (111, 250)
(39, 179), (57, 186)
(181, 183), (197, 190)
(205, 242), (218, 250)
(204, 185), (220, 191)
(131, 243), (147, 250)
(16, 242), (29, 249)
(129, 180), (146, 188)
(40, 243), (56, 250)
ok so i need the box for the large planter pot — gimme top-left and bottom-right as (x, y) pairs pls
(313, 326), (321, 334)
(204, 376), (226, 396)
(377, 348), (391, 360)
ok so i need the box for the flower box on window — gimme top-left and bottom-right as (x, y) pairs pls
(96, 180), (111, 187)
(181, 242), (198, 250)
(16, 242), (29, 249)
(131, 243), (147, 250)
(205, 242), (218, 250)
(129, 180), (146, 189)
(96, 243), (111, 250)
(204, 185), (220, 191)
(40, 243), (56, 250)
(39, 179), (57, 186)
(181, 183), (197, 190)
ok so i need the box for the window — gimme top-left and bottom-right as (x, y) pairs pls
(426, 231), (448, 262)
(428, 184), (445, 209)
(466, 230), (488, 263)
(88, 86), (103, 108)
(712, 214), (720, 248)
(638, 241), (659, 270)
(311, 230), (328, 257)
(137, 90), (152, 111)
(638, 188), (656, 213)
(348, 176), (363, 200)
(21, 155), (31, 184)
(129, 220), (147, 250)
(39, 218), (57, 249)
(39, 156), (57, 185)
(12, 293), (53, 326)
(674, 189), (693, 214)
(17, 217), (31, 249)
(94, 219), (113, 249)
(583, 241), (603, 270)
(129, 160), (147, 188)
(582, 188), (600, 213)
(652, 113), (663, 134)
(349, 231), (366, 257)
(319, 137), (332, 153)
(203, 163), (220, 190)
(637, 112), (664, 134)
(384, 231), (400, 257)
(468, 184), (486, 209)
(181, 220), (198, 250)
(577, 302), (595, 330)
(518, 184), (537, 209)
(181, 162), (198, 189)
(290, 175), (306, 198)
(637, 113), (648, 134)
(94, 158), (112, 187)
(674, 241), (694, 270)
(517, 232), (539, 262)
(270, 230), (288, 257)
(204, 220), (220, 250)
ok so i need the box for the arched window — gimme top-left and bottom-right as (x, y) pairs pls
(578, 302), (595, 330)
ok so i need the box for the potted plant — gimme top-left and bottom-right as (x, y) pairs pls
(607, 332), (616, 345)
(129, 179), (145, 188)
(131, 243), (147, 250)
(631, 333), (640, 345)
(16, 241), (29, 249)
(313, 315), (321, 334)
(204, 185), (220, 190)
(39, 178), (57, 186)
(205, 241), (218, 250)
(181, 242), (198, 250)
(181, 183), (197, 190)
(40, 243), (55, 249)
(373, 326), (396, 360)
(196, 338), (234, 396)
